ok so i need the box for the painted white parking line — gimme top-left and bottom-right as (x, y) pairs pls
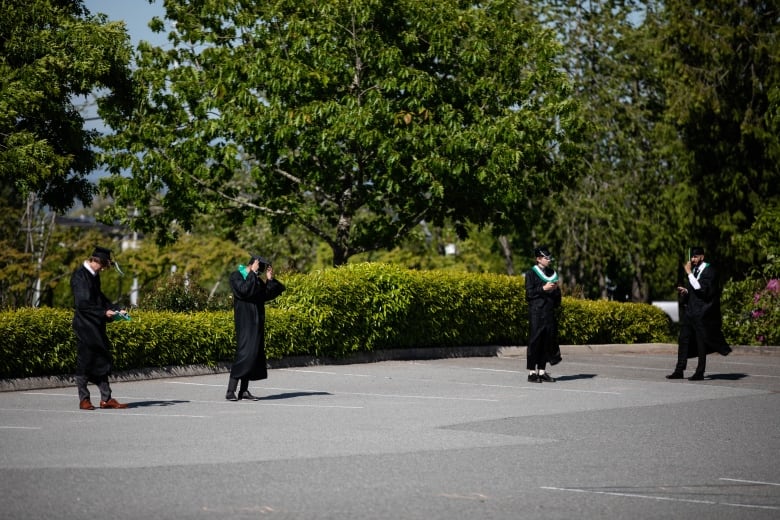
(264, 386), (499, 402)
(321, 391), (498, 402)
(541, 485), (780, 511)
(284, 363), (621, 396)
(18, 390), (363, 410)
(566, 361), (780, 378)
(167, 381), (499, 402)
(720, 478), (780, 487)
(0, 407), (209, 418)
(0, 426), (41, 430)
(280, 369), (373, 377)
(612, 354), (780, 369)
(468, 368), (621, 394)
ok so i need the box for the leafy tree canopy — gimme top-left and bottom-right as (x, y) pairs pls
(99, 0), (584, 266)
(660, 0), (780, 278)
(514, 0), (689, 302)
(0, 0), (134, 212)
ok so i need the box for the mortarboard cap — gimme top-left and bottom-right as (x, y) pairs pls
(534, 246), (552, 259)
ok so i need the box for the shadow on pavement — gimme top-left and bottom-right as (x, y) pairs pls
(555, 374), (597, 382)
(126, 400), (190, 408)
(705, 373), (748, 381)
(259, 391), (332, 400)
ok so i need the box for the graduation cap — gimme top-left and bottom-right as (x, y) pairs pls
(534, 246), (552, 259)
(690, 246), (705, 256)
(90, 246), (124, 275)
(249, 254), (271, 268)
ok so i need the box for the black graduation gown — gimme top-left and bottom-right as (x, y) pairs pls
(229, 269), (285, 380)
(680, 263), (732, 358)
(71, 265), (120, 381)
(525, 267), (563, 366)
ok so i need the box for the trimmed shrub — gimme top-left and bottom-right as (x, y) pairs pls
(558, 299), (671, 344)
(722, 277), (780, 346)
(142, 273), (212, 312)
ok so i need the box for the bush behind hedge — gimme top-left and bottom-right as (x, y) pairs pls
(0, 263), (672, 379)
(722, 277), (780, 346)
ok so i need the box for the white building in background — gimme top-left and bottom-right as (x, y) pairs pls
(652, 301), (679, 322)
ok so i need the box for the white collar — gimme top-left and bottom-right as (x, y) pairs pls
(83, 260), (97, 276)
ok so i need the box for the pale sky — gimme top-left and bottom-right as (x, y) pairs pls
(83, 0), (167, 47)
(80, 1), (168, 180)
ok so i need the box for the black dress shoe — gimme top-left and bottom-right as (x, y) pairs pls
(528, 373), (541, 383)
(225, 391), (238, 401)
(238, 390), (258, 401)
(538, 373), (556, 383)
(688, 373), (705, 381)
(666, 372), (684, 379)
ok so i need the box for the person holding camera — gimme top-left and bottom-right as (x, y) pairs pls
(226, 254), (286, 401)
(666, 246), (731, 381)
(525, 246), (562, 382)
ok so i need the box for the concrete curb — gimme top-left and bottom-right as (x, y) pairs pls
(2, 343), (777, 392)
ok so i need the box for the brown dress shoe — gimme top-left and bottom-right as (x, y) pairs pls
(99, 398), (128, 409)
(80, 399), (95, 410)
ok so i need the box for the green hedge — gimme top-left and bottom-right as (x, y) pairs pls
(0, 263), (671, 379)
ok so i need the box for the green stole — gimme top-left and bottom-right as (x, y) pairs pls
(532, 264), (558, 283)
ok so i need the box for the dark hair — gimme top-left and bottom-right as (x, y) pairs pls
(90, 255), (110, 267)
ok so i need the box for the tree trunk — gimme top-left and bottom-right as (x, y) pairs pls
(498, 235), (515, 275)
(332, 245), (348, 267)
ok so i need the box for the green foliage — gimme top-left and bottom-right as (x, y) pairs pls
(351, 221), (509, 273)
(517, 0), (690, 303)
(0, 197), (117, 310)
(660, 0), (780, 280)
(730, 199), (780, 280)
(99, 0), (584, 265)
(512, 0), (780, 300)
(276, 264), (530, 357)
(558, 299), (672, 345)
(0, 0), (133, 309)
(0, 308), (238, 378)
(141, 273), (213, 312)
(0, 308), (75, 378)
(722, 278), (780, 347)
(278, 263), (419, 356)
(1, 264), (674, 378)
(0, 0), (133, 212)
(109, 311), (237, 369)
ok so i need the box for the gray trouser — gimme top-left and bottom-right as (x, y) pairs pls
(76, 375), (111, 402)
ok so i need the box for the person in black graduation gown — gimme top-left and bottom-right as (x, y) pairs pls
(525, 246), (563, 383)
(667, 246), (732, 381)
(225, 254), (285, 401)
(71, 247), (129, 410)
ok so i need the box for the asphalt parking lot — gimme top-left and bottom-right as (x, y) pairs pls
(1, 346), (778, 520)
